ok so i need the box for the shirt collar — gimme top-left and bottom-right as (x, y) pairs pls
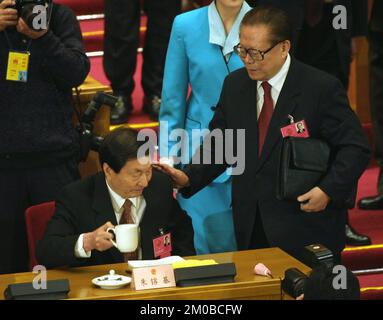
(257, 54), (291, 93)
(106, 180), (139, 212)
(208, 1), (251, 56)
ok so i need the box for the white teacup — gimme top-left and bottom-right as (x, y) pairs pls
(107, 224), (138, 253)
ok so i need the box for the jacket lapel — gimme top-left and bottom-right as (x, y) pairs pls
(255, 59), (301, 173)
(92, 172), (121, 262)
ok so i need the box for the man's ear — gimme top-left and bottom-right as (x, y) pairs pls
(103, 163), (113, 179)
(282, 40), (291, 57)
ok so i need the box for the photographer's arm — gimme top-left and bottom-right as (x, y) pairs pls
(33, 5), (90, 89)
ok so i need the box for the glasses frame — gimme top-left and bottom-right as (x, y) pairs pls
(234, 41), (284, 62)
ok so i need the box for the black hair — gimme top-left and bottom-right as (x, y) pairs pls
(99, 127), (150, 173)
(240, 5), (292, 45)
(304, 264), (360, 300)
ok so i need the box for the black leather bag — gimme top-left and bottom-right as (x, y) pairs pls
(277, 137), (330, 201)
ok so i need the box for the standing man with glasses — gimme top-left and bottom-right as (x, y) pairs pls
(156, 6), (371, 263)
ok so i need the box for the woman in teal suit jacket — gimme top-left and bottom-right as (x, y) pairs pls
(159, 0), (251, 254)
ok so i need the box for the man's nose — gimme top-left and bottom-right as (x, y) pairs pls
(244, 52), (254, 65)
(138, 174), (149, 188)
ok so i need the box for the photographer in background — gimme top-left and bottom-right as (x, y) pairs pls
(298, 265), (360, 300)
(0, 0), (90, 274)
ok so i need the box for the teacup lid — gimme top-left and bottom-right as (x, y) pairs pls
(92, 269), (132, 289)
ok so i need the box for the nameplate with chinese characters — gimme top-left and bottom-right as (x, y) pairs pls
(131, 264), (176, 291)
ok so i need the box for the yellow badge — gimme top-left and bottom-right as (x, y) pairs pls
(6, 51), (30, 82)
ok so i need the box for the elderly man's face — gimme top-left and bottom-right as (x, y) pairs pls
(104, 157), (152, 198)
(239, 24), (290, 81)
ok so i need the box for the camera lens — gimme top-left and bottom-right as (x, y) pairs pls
(282, 268), (308, 299)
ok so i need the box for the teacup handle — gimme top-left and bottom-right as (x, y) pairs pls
(106, 227), (118, 248)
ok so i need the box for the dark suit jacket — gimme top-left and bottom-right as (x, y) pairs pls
(181, 58), (371, 259)
(370, 0), (383, 32)
(296, 0), (368, 82)
(37, 171), (195, 268)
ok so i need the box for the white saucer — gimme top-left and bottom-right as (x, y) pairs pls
(92, 270), (132, 290)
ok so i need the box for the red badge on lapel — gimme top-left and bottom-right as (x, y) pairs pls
(153, 232), (172, 258)
(281, 120), (310, 138)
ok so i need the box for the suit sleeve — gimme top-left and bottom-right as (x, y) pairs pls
(180, 77), (231, 198)
(34, 5), (90, 90)
(36, 189), (89, 269)
(170, 197), (196, 257)
(317, 78), (371, 206)
(351, 0), (368, 37)
(159, 15), (189, 159)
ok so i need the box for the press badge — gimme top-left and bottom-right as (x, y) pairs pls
(153, 232), (172, 259)
(280, 119), (310, 138)
(6, 51), (30, 82)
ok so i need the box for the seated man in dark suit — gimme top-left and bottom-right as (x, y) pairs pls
(37, 128), (195, 268)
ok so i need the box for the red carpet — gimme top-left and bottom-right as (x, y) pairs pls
(358, 273), (383, 300)
(80, 19), (104, 52)
(55, 0), (104, 15)
(89, 55), (156, 127)
(342, 166), (383, 272)
(342, 166), (383, 298)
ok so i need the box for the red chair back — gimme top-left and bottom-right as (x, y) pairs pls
(25, 202), (56, 270)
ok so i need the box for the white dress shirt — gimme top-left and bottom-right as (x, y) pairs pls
(74, 180), (147, 259)
(256, 54), (291, 119)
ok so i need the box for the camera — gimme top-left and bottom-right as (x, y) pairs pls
(77, 91), (120, 162)
(281, 244), (335, 299)
(9, 0), (52, 31)
(282, 268), (307, 299)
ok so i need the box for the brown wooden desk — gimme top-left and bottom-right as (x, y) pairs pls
(0, 249), (310, 300)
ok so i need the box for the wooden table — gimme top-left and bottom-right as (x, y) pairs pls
(0, 248), (310, 300)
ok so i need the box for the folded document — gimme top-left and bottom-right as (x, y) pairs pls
(127, 256), (185, 270)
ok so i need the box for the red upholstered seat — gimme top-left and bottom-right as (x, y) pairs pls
(25, 201), (56, 270)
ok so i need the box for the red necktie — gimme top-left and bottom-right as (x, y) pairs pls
(258, 81), (274, 156)
(120, 200), (138, 261)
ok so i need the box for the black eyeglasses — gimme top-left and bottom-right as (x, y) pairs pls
(233, 41), (283, 62)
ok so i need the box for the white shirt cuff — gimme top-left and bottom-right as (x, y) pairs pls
(74, 234), (92, 258)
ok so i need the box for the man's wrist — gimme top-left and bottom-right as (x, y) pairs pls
(83, 232), (94, 252)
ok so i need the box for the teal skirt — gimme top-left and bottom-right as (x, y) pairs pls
(177, 180), (237, 254)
